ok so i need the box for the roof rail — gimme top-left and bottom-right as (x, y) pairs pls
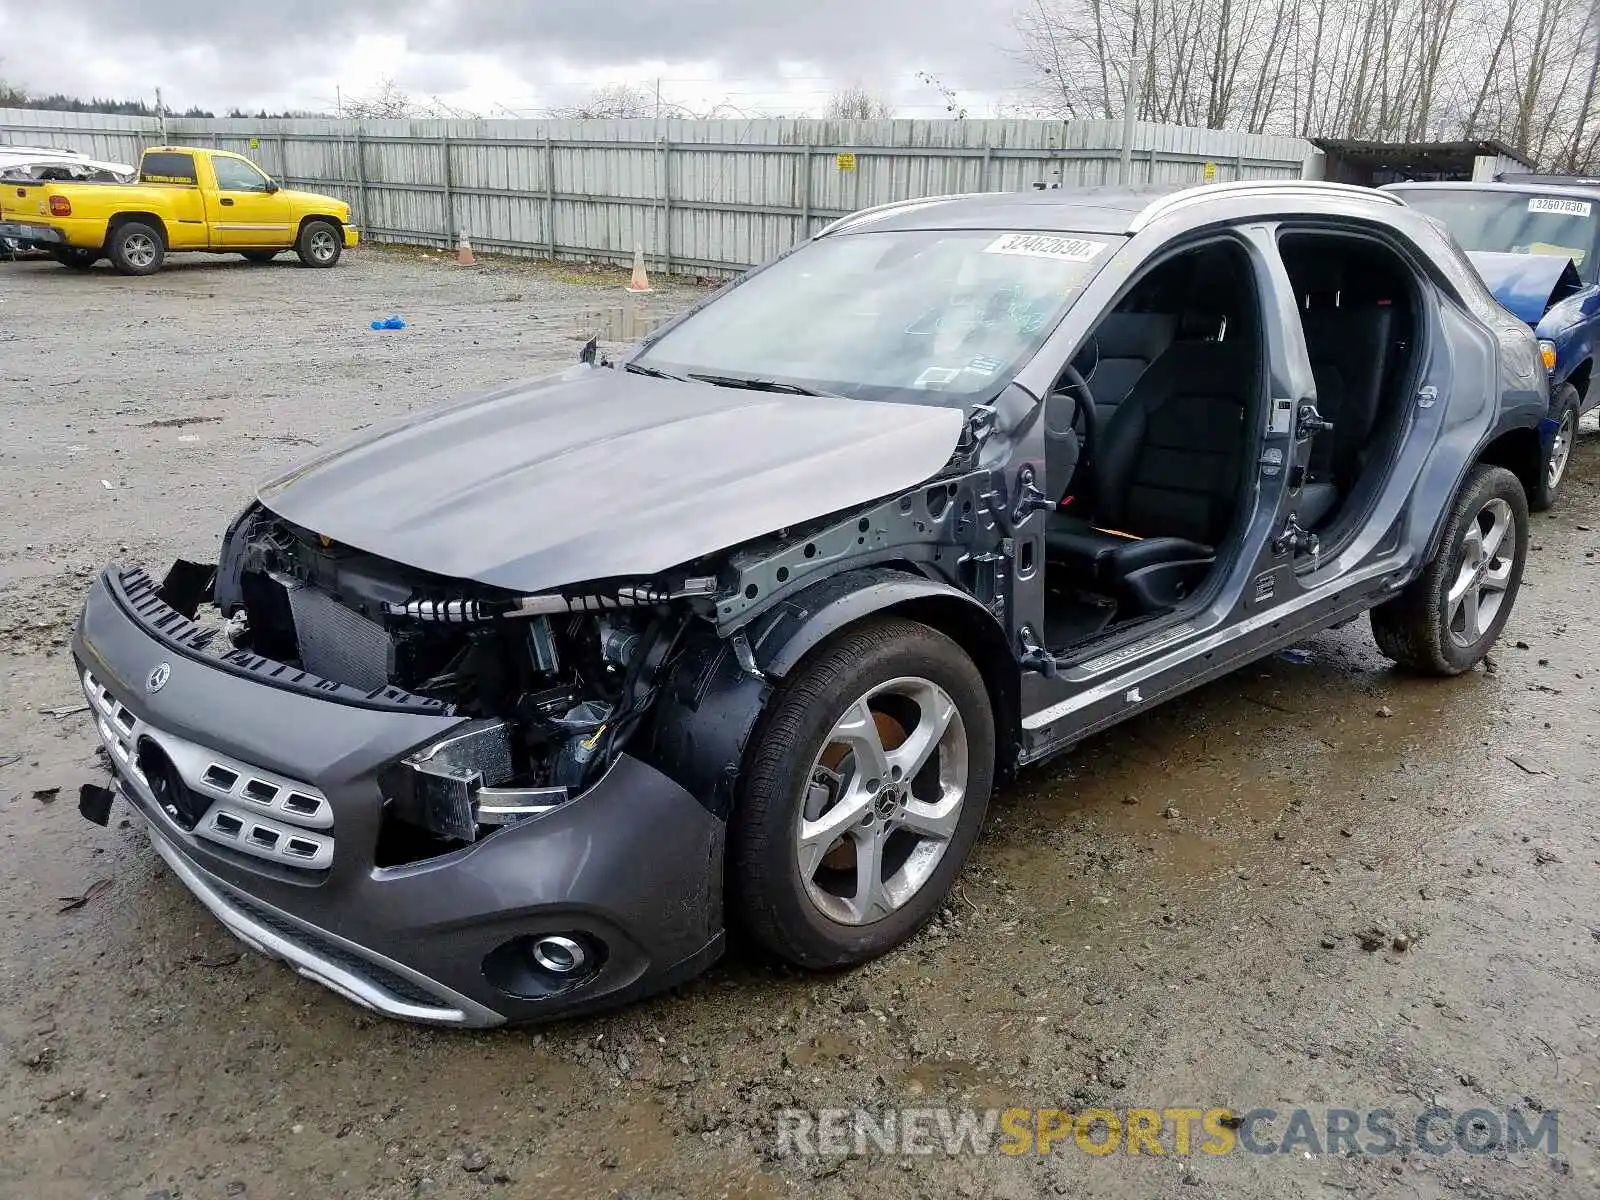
(1127, 180), (1404, 232)
(814, 192), (989, 239)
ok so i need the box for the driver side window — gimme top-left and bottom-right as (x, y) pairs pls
(212, 156), (272, 193)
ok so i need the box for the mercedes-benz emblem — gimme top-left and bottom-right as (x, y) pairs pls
(145, 662), (171, 694)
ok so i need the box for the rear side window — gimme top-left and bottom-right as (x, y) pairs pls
(140, 153), (197, 185)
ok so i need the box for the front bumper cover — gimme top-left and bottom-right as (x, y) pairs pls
(72, 568), (725, 1027)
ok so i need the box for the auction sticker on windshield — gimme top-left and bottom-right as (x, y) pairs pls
(984, 233), (1107, 263)
(1528, 197), (1592, 218)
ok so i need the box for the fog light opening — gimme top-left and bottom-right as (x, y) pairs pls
(531, 935), (587, 975)
(482, 931), (607, 999)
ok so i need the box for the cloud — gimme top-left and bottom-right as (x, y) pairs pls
(1, 0), (1025, 114)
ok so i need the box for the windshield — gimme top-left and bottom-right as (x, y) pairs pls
(1397, 189), (1600, 282)
(634, 228), (1117, 405)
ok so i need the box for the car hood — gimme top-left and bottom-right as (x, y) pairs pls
(1466, 251), (1583, 326)
(258, 367), (966, 593)
(280, 187), (349, 212)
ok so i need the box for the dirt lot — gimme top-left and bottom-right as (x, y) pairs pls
(1, 246), (1598, 1200)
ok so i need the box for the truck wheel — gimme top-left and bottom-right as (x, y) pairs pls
(1371, 464), (1528, 676)
(296, 220), (342, 268)
(107, 222), (164, 276)
(241, 250), (280, 264)
(731, 617), (994, 969)
(1529, 383), (1580, 511)
(50, 247), (98, 270)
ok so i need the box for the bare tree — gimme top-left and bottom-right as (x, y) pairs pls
(546, 84), (656, 119)
(341, 78), (417, 119)
(1013, 0), (1600, 168)
(916, 71), (970, 118)
(824, 85), (897, 120)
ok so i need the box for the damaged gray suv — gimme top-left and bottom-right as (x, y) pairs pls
(72, 181), (1551, 1027)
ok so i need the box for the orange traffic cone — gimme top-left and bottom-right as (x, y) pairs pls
(627, 243), (653, 293)
(456, 232), (475, 266)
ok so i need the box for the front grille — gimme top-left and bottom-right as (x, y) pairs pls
(110, 568), (450, 715)
(83, 670), (335, 872)
(283, 581), (393, 693)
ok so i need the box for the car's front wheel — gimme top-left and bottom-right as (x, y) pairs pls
(1371, 464), (1528, 676)
(731, 617), (995, 969)
(1529, 383), (1580, 511)
(296, 220), (343, 268)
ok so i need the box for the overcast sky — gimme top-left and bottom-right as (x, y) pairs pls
(0, 1), (1031, 118)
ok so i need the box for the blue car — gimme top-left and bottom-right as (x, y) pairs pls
(1383, 180), (1597, 508)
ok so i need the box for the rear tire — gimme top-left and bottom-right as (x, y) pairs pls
(241, 250), (280, 264)
(1529, 383), (1579, 511)
(295, 220), (342, 268)
(731, 617), (994, 969)
(107, 222), (164, 276)
(1371, 464), (1528, 676)
(51, 247), (98, 270)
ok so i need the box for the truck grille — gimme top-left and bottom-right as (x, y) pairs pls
(83, 669), (335, 872)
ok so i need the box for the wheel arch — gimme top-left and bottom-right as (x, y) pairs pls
(648, 568), (1019, 821)
(753, 567), (1019, 780)
(106, 211), (168, 246)
(297, 212), (343, 238)
(1419, 424), (1540, 565)
(1473, 425), (1543, 507)
(1564, 358), (1591, 403)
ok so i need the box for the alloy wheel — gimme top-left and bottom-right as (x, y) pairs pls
(310, 229), (337, 263)
(123, 233), (157, 269)
(795, 676), (969, 926)
(1447, 497), (1516, 648)
(1548, 408), (1575, 491)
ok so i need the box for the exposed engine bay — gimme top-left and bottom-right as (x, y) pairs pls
(200, 506), (720, 858)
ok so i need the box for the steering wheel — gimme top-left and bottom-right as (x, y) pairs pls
(1056, 362), (1098, 491)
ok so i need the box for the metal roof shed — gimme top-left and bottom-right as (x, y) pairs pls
(1309, 138), (1536, 187)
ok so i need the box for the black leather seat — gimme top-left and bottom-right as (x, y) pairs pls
(1283, 252), (1394, 529)
(1047, 339), (1258, 613)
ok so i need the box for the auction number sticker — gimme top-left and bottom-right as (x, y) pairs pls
(1528, 197), (1592, 217)
(983, 233), (1107, 263)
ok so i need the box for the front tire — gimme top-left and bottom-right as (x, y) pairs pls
(1529, 383), (1580, 511)
(1371, 464), (1528, 676)
(107, 222), (164, 276)
(296, 220), (342, 268)
(731, 617), (995, 969)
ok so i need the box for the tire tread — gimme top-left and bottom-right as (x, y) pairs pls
(732, 616), (993, 969)
(1370, 463), (1527, 676)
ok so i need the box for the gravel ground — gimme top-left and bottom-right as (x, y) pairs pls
(1, 246), (1598, 1200)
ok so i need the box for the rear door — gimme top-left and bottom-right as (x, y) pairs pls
(207, 153), (294, 248)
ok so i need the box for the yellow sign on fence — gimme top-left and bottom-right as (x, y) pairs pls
(836, 152), (857, 172)
(1203, 161), (1217, 182)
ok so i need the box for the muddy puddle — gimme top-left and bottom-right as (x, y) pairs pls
(569, 297), (664, 343)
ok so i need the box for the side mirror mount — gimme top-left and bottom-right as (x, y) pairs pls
(265, 179), (280, 194)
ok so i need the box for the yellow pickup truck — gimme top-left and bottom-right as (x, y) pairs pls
(0, 146), (357, 276)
